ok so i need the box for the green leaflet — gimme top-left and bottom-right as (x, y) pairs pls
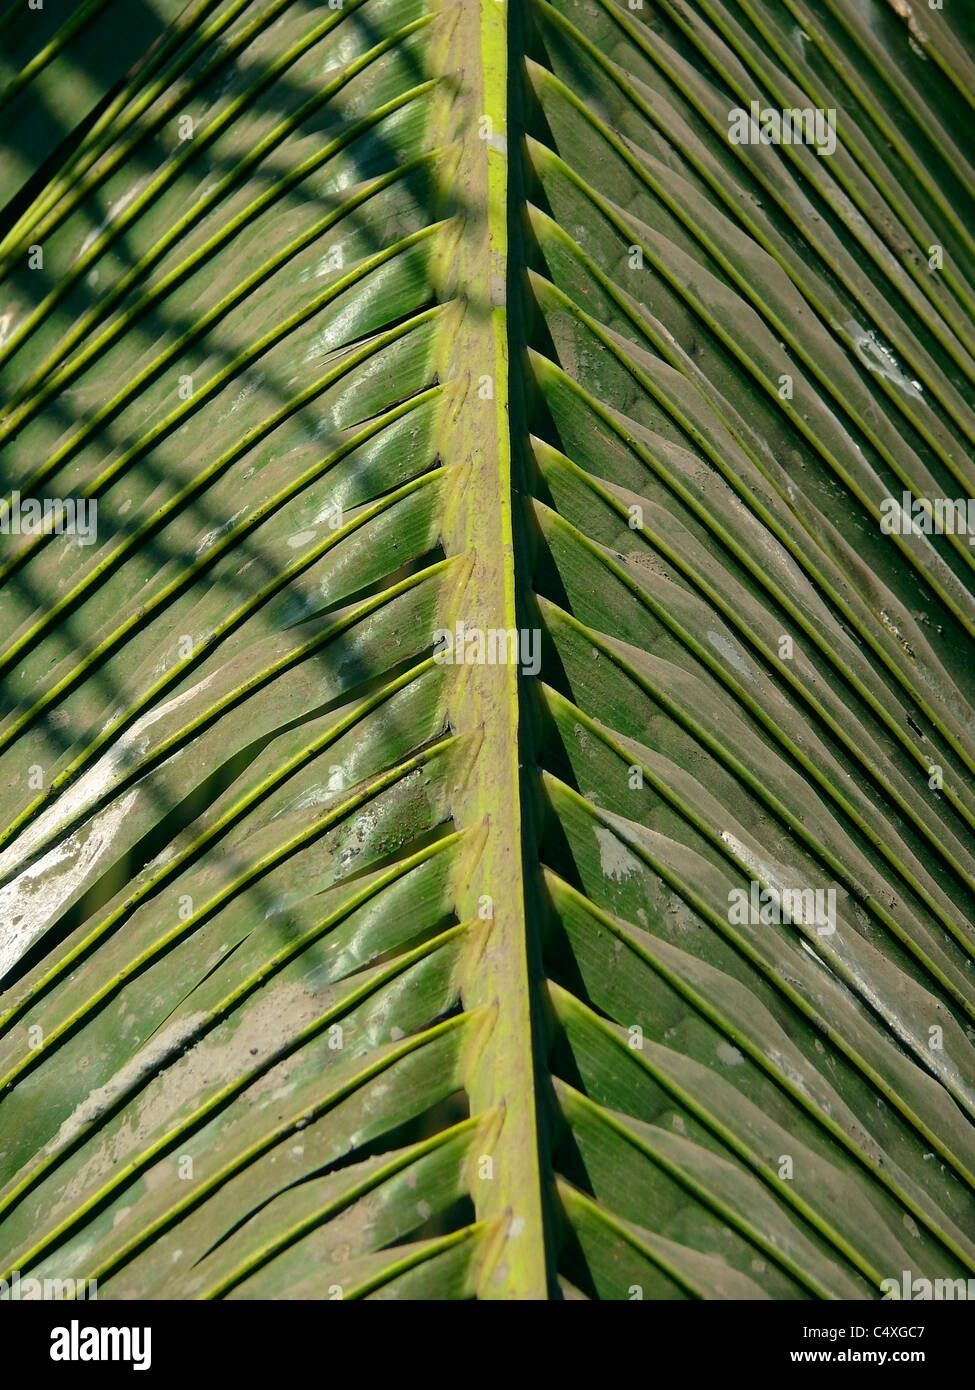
(0, 0), (973, 1301)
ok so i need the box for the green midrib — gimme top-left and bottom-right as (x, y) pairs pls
(430, 0), (548, 1299)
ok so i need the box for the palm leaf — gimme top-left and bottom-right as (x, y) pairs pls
(1, 0), (973, 1301)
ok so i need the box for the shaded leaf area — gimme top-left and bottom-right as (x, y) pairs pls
(520, 0), (975, 1299)
(0, 0), (972, 1301)
(0, 0), (485, 1300)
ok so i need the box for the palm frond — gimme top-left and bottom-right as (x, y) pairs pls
(1, 0), (973, 1300)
